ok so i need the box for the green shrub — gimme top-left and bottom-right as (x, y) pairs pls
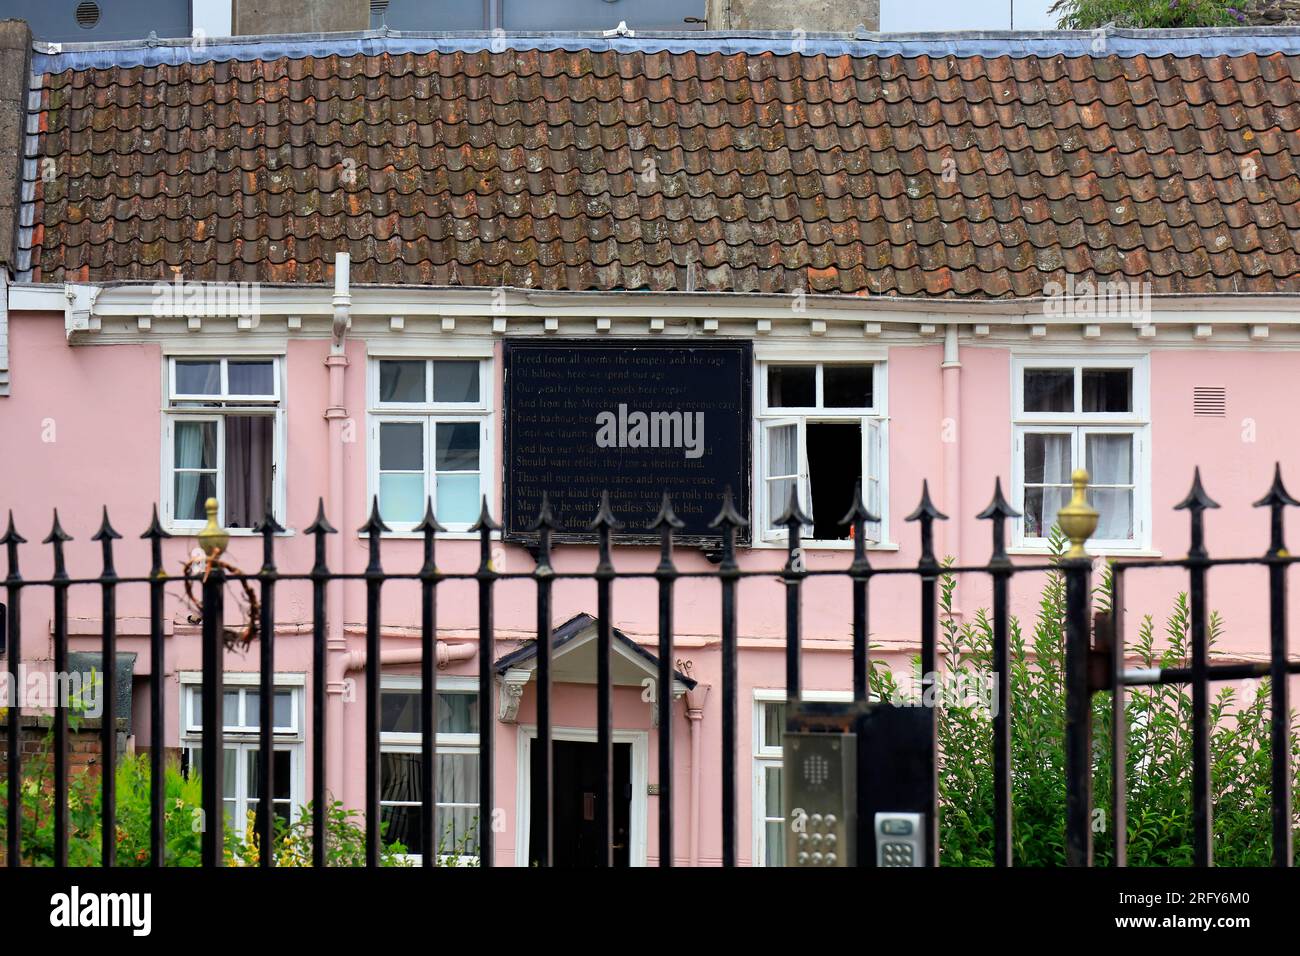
(1050, 0), (1248, 30)
(931, 528), (1300, 866)
(0, 730), (428, 866)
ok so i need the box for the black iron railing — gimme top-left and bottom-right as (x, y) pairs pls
(2, 466), (1298, 867)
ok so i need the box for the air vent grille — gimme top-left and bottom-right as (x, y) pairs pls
(75, 2), (101, 28)
(1193, 386), (1227, 418)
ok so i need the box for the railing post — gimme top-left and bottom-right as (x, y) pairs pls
(905, 481), (947, 867)
(415, 498), (445, 866)
(650, 494), (682, 868)
(775, 486), (812, 702)
(1057, 469), (1099, 868)
(44, 510), (72, 867)
(305, 500), (336, 868)
(530, 494), (561, 867)
(587, 492), (622, 867)
(358, 498), (390, 867)
(196, 496), (228, 868)
(3, 513), (26, 867)
(710, 488), (748, 868)
(255, 507), (285, 866)
(978, 478), (1020, 868)
(1254, 463), (1298, 868)
(142, 506), (171, 867)
(839, 481), (877, 703)
(471, 496), (501, 868)
(1175, 468), (1220, 867)
(92, 508), (122, 867)
(1110, 564), (1128, 867)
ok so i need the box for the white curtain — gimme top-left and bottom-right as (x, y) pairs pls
(1088, 433), (1133, 539)
(174, 421), (211, 521)
(766, 423), (800, 525)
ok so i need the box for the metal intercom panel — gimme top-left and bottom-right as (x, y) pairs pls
(784, 701), (934, 867)
(783, 732), (855, 867)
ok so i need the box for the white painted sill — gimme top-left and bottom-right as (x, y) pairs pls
(1006, 545), (1163, 559)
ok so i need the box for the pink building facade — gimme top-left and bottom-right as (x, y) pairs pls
(2, 29), (1300, 865)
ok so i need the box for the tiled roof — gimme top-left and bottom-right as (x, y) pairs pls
(20, 34), (1300, 296)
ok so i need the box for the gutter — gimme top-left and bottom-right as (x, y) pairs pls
(343, 643), (478, 672)
(326, 252), (350, 802)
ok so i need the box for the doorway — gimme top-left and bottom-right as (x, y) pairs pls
(528, 741), (632, 866)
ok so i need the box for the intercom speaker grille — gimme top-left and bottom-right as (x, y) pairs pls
(1193, 386), (1227, 418)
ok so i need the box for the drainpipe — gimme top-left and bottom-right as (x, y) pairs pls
(941, 323), (962, 612)
(343, 643), (477, 672)
(684, 683), (709, 866)
(325, 253), (351, 801)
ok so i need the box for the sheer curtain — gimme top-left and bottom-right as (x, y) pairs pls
(1029, 433), (1072, 537)
(1088, 434), (1133, 539)
(224, 416), (273, 528)
(174, 421), (209, 521)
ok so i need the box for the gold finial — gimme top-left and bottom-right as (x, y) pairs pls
(197, 497), (228, 558)
(1056, 469), (1098, 560)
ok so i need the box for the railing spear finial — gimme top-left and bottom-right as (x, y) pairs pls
(197, 497), (228, 559)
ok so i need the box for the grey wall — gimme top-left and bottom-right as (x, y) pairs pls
(233, 0), (369, 35)
(2, 0), (190, 42)
(709, 0), (880, 31)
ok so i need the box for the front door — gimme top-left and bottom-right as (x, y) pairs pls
(528, 740), (631, 866)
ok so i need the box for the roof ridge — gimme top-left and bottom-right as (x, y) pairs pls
(32, 27), (1300, 73)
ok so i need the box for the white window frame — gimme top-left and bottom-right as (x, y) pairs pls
(753, 356), (889, 549)
(161, 355), (287, 533)
(178, 673), (306, 840)
(1010, 355), (1151, 554)
(752, 688), (853, 868)
(379, 674), (481, 865)
(367, 356), (494, 536)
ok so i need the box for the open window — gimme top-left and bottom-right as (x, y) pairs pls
(757, 362), (885, 546)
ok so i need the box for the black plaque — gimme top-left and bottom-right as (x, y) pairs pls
(503, 339), (752, 542)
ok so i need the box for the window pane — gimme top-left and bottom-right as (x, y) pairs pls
(436, 474), (479, 525)
(246, 690), (295, 730)
(768, 365), (815, 407)
(1023, 486), (1071, 539)
(246, 749), (292, 800)
(381, 752), (422, 804)
(1023, 368), (1074, 413)
(381, 751), (423, 849)
(175, 360), (221, 395)
(175, 420), (217, 469)
(765, 766), (784, 816)
(768, 477), (795, 528)
(1024, 433), (1071, 485)
(823, 365), (872, 408)
(380, 474), (425, 524)
(224, 416), (274, 530)
(381, 689), (421, 734)
(435, 422), (480, 470)
(380, 361), (426, 403)
(227, 361), (275, 396)
(1093, 488), (1134, 540)
(174, 472), (216, 522)
(433, 360), (480, 403)
(1086, 433), (1132, 485)
(766, 423), (797, 477)
(189, 689), (240, 728)
(379, 422), (424, 471)
(1082, 368), (1132, 413)
(763, 702), (787, 749)
(438, 692), (479, 735)
(765, 821), (786, 866)
(436, 805), (479, 857)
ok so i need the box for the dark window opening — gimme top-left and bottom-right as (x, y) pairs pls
(807, 423), (861, 540)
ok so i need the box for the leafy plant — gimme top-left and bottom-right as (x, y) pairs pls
(1050, 0), (1250, 29)
(932, 527), (1300, 866)
(1, 741), (418, 867)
